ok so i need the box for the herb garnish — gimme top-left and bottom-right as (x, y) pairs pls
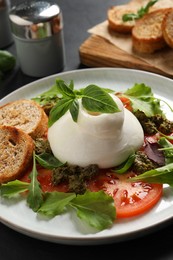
(1, 79), (173, 232)
(122, 0), (158, 22)
(27, 152), (43, 212)
(0, 152), (116, 231)
(48, 78), (120, 127)
(117, 83), (164, 117)
(129, 162), (173, 186)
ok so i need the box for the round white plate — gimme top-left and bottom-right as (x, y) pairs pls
(1, 68), (173, 245)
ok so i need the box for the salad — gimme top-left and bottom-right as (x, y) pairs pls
(1, 78), (173, 233)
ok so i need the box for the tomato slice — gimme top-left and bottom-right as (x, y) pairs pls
(88, 170), (163, 219)
(20, 166), (163, 219)
(20, 167), (68, 193)
(115, 94), (133, 111)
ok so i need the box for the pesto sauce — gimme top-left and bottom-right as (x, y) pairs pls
(52, 164), (99, 194)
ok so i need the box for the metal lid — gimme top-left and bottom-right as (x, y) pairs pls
(9, 0), (63, 40)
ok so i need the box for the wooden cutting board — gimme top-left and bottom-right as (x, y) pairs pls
(79, 34), (172, 78)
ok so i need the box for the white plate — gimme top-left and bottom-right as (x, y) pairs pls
(1, 68), (173, 245)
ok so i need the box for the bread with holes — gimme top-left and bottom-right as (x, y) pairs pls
(107, 4), (140, 33)
(0, 125), (35, 183)
(162, 8), (173, 48)
(132, 8), (171, 53)
(0, 99), (48, 139)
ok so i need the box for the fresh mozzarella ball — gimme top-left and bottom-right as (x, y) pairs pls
(48, 94), (144, 168)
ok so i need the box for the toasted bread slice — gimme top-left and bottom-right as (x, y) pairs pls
(108, 5), (140, 33)
(132, 9), (170, 53)
(0, 125), (34, 183)
(0, 99), (48, 139)
(162, 8), (173, 48)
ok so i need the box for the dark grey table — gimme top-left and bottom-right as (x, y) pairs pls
(1, 1), (173, 259)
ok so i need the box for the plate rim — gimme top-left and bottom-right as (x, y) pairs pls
(1, 67), (173, 245)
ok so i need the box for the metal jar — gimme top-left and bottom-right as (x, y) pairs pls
(9, 0), (65, 77)
(0, 0), (13, 48)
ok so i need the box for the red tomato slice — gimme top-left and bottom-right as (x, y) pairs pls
(115, 94), (133, 111)
(37, 168), (68, 193)
(20, 166), (163, 219)
(20, 167), (68, 193)
(88, 170), (163, 219)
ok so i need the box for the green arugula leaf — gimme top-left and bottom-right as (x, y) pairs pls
(122, 0), (158, 21)
(122, 83), (163, 116)
(35, 153), (65, 169)
(124, 83), (153, 97)
(0, 180), (29, 198)
(82, 84), (120, 114)
(69, 190), (116, 231)
(129, 162), (173, 186)
(32, 84), (61, 106)
(27, 153), (43, 212)
(38, 191), (76, 217)
(112, 153), (136, 174)
(158, 137), (173, 165)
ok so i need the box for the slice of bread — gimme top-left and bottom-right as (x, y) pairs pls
(0, 99), (48, 139)
(162, 8), (173, 48)
(132, 9), (170, 53)
(108, 4), (140, 33)
(0, 125), (35, 183)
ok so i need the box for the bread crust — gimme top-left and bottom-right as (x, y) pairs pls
(132, 9), (170, 53)
(162, 8), (173, 48)
(0, 125), (35, 183)
(0, 99), (48, 139)
(107, 5), (139, 33)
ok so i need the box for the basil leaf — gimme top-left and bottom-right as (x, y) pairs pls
(82, 84), (120, 113)
(69, 190), (116, 231)
(35, 153), (64, 169)
(69, 79), (74, 90)
(48, 98), (74, 127)
(27, 153), (43, 212)
(0, 180), (29, 198)
(38, 192), (76, 217)
(56, 78), (75, 98)
(69, 99), (79, 122)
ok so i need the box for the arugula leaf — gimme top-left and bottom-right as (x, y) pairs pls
(82, 84), (120, 114)
(158, 137), (173, 165)
(124, 83), (152, 97)
(35, 153), (65, 169)
(0, 180), (29, 198)
(32, 84), (61, 106)
(112, 153), (136, 174)
(27, 153), (43, 212)
(122, 83), (163, 116)
(122, 0), (158, 21)
(69, 190), (116, 231)
(129, 162), (173, 186)
(38, 191), (76, 217)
